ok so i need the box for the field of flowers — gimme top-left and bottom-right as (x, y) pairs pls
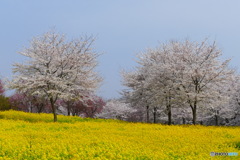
(0, 110), (239, 160)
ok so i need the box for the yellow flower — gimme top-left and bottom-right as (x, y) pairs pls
(0, 110), (239, 159)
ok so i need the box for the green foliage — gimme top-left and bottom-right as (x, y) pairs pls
(0, 95), (13, 111)
(235, 141), (240, 150)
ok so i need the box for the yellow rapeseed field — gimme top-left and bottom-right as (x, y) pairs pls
(0, 110), (239, 160)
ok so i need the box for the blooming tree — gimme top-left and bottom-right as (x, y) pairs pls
(122, 46), (183, 124)
(122, 69), (153, 123)
(11, 31), (102, 121)
(223, 76), (240, 125)
(0, 79), (13, 110)
(0, 80), (5, 95)
(122, 39), (234, 125)
(60, 95), (105, 117)
(82, 95), (105, 118)
(96, 99), (136, 120)
(171, 40), (234, 124)
(10, 92), (51, 113)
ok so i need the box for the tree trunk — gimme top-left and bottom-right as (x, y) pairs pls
(225, 118), (229, 123)
(165, 95), (172, 125)
(153, 107), (157, 123)
(167, 105), (172, 125)
(50, 97), (57, 122)
(67, 109), (70, 116)
(67, 101), (71, 116)
(146, 105), (149, 123)
(191, 105), (197, 125)
(53, 109), (57, 122)
(37, 104), (44, 113)
(215, 115), (218, 126)
(182, 117), (186, 124)
(215, 110), (219, 126)
(29, 103), (33, 113)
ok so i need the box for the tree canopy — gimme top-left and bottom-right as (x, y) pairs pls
(10, 31), (102, 121)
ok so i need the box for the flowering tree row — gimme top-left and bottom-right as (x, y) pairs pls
(122, 39), (236, 125)
(1, 30), (240, 125)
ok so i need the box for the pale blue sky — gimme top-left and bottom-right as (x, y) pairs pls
(0, 1), (240, 99)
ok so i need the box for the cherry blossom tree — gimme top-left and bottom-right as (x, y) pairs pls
(122, 46), (182, 124)
(10, 92), (51, 113)
(223, 76), (240, 125)
(9, 93), (28, 112)
(82, 95), (105, 118)
(122, 39), (234, 125)
(10, 30), (102, 122)
(96, 99), (136, 120)
(122, 70), (153, 123)
(137, 47), (184, 124)
(60, 95), (105, 117)
(0, 80), (5, 95)
(0, 79), (13, 110)
(170, 40), (234, 124)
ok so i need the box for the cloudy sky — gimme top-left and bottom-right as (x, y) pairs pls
(0, 1), (240, 99)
